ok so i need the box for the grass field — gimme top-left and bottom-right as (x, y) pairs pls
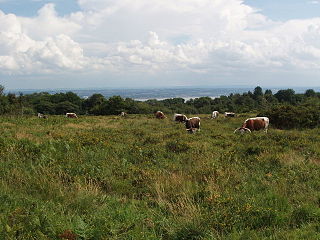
(0, 114), (319, 239)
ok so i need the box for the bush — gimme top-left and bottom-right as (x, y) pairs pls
(261, 105), (320, 129)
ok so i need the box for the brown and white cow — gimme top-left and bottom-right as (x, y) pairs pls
(120, 112), (127, 117)
(173, 113), (187, 123)
(225, 112), (236, 117)
(211, 111), (219, 119)
(38, 113), (48, 119)
(234, 117), (269, 133)
(65, 113), (78, 118)
(155, 111), (166, 119)
(185, 117), (200, 133)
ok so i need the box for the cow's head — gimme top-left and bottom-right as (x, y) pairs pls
(234, 127), (251, 134)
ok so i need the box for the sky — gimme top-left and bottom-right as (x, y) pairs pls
(0, 0), (320, 89)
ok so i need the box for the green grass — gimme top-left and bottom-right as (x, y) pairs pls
(0, 114), (319, 239)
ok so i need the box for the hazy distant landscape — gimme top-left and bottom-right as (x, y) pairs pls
(7, 87), (320, 101)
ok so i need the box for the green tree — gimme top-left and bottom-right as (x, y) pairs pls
(100, 96), (126, 115)
(0, 85), (9, 114)
(0, 85), (4, 96)
(274, 89), (297, 104)
(253, 86), (263, 98)
(265, 89), (272, 95)
(55, 101), (79, 115)
(7, 93), (17, 104)
(34, 101), (56, 114)
(305, 89), (316, 98)
(84, 94), (106, 114)
(193, 97), (212, 109)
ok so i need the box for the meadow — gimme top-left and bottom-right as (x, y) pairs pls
(0, 114), (319, 239)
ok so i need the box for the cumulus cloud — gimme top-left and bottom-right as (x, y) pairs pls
(0, 10), (89, 74)
(1, 0), (320, 86)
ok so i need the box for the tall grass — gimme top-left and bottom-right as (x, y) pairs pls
(0, 114), (319, 239)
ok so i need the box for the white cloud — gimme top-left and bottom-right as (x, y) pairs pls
(1, 0), (320, 86)
(0, 9), (89, 74)
(21, 4), (81, 40)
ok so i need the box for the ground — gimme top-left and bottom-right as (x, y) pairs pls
(0, 114), (319, 239)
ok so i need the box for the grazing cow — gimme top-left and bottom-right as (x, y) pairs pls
(65, 113), (78, 118)
(185, 117), (201, 133)
(224, 112), (236, 117)
(120, 112), (127, 117)
(37, 113), (48, 119)
(211, 111), (219, 119)
(173, 113), (187, 123)
(155, 111), (166, 119)
(234, 117), (269, 133)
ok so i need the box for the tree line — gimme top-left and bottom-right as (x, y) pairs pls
(0, 85), (320, 128)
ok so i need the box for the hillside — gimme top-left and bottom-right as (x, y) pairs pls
(0, 114), (319, 239)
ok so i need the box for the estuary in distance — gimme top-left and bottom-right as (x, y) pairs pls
(7, 86), (320, 101)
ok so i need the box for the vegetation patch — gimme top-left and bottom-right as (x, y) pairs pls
(0, 85), (319, 239)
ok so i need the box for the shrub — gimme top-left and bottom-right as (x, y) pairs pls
(260, 105), (320, 129)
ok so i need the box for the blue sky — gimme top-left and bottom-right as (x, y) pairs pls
(245, 0), (320, 21)
(0, 0), (319, 20)
(0, 0), (320, 89)
(0, 0), (80, 17)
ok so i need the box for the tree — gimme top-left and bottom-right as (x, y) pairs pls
(0, 85), (4, 96)
(55, 101), (79, 115)
(34, 101), (56, 114)
(161, 98), (185, 106)
(100, 96), (126, 115)
(7, 93), (17, 104)
(305, 89), (316, 98)
(193, 97), (212, 109)
(274, 89), (297, 104)
(265, 89), (272, 95)
(83, 94), (106, 114)
(65, 91), (82, 106)
(253, 86), (263, 97)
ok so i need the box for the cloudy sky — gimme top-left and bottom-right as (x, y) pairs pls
(1, 0), (320, 89)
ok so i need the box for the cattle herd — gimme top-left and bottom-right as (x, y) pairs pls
(169, 111), (269, 134)
(37, 110), (269, 134)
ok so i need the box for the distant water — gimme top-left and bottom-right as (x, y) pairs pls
(6, 87), (320, 101)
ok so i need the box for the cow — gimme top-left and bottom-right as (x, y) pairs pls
(211, 111), (219, 119)
(234, 117), (269, 134)
(120, 112), (127, 117)
(185, 117), (200, 133)
(225, 112), (236, 117)
(37, 113), (48, 119)
(155, 111), (166, 119)
(65, 113), (78, 118)
(173, 113), (187, 123)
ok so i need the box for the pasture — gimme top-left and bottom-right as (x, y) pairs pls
(0, 114), (319, 239)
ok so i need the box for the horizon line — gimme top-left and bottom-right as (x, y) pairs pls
(6, 85), (320, 92)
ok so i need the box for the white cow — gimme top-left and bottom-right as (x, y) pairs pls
(38, 113), (48, 119)
(224, 112), (236, 117)
(173, 113), (187, 122)
(65, 113), (78, 118)
(211, 111), (219, 119)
